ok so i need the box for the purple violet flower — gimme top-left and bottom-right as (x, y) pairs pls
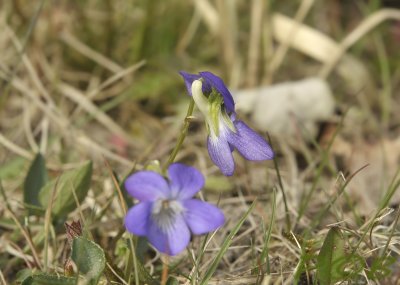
(124, 163), (225, 256)
(179, 71), (274, 176)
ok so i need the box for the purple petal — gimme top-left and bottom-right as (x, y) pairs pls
(168, 163), (205, 200)
(207, 135), (235, 176)
(179, 71), (200, 96)
(199, 71), (235, 113)
(147, 215), (190, 256)
(179, 71), (212, 96)
(124, 171), (170, 201)
(228, 120), (274, 161)
(125, 201), (152, 235)
(183, 199), (224, 234)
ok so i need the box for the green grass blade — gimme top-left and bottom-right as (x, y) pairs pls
(260, 187), (276, 275)
(39, 161), (92, 220)
(316, 227), (346, 284)
(200, 201), (256, 285)
(24, 153), (48, 215)
(268, 134), (291, 231)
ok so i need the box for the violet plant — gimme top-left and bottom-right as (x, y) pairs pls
(179, 71), (274, 176)
(124, 163), (224, 255)
(123, 71), (274, 283)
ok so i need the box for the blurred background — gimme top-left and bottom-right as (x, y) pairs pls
(1, 0), (400, 211)
(1, 0), (400, 283)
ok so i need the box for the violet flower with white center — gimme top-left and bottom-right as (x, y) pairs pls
(179, 71), (274, 176)
(124, 163), (224, 256)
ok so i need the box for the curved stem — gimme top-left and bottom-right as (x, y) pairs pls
(164, 99), (195, 171)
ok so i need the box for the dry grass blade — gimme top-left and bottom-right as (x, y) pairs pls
(22, 101), (39, 153)
(6, 25), (56, 108)
(106, 263), (129, 285)
(271, 13), (339, 64)
(87, 60), (146, 100)
(193, 0), (219, 36)
(246, 0), (265, 87)
(200, 201), (256, 285)
(0, 132), (33, 159)
(5, 75), (68, 128)
(0, 270), (7, 285)
(207, 276), (258, 284)
(2, 75), (133, 167)
(216, 0), (239, 86)
(266, 0), (315, 82)
(76, 134), (133, 167)
(0, 182), (42, 270)
(320, 8), (400, 78)
(39, 118), (49, 154)
(103, 158), (139, 285)
(60, 31), (123, 73)
(58, 83), (135, 146)
(381, 207), (400, 257)
(176, 8), (202, 53)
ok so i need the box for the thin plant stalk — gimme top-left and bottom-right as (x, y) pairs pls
(164, 98), (195, 171)
(308, 164), (369, 233)
(161, 255), (169, 285)
(381, 207), (400, 257)
(104, 159), (140, 285)
(1, 0), (45, 105)
(268, 134), (291, 231)
(0, 181), (42, 270)
(200, 201), (256, 285)
(43, 177), (60, 272)
(0, 269), (7, 285)
(261, 187), (277, 275)
(296, 115), (343, 224)
(374, 33), (392, 128)
(344, 170), (400, 278)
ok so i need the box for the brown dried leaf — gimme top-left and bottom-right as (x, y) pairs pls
(65, 220), (83, 245)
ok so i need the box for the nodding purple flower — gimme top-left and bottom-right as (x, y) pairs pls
(124, 163), (224, 256)
(179, 71), (274, 176)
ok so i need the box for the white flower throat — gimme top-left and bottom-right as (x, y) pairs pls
(151, 199), (184, 233)
(191, 80), (236, 139)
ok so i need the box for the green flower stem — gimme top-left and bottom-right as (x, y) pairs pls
(267, 133), (291, 231)
(164, 98), (195, 171)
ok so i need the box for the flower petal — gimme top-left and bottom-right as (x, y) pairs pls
(207, 135), (235, 176)
(179, 71), (200, 96)
(179, 71), (212, 96)
(125, 201), (152, 236)
(168, 163), (205, 200)
(183, 199), (224, 234)
(199, 71), (235, 113)
(147, 215), (190, 256)
(228, 120), (274, 160)
(124, 171), (170, 201)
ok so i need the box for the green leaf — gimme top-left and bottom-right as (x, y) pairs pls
(316, 227), (347, 284)
(21, 274), (76, 285)
(71, 237), (106, 285)
(166, 276), (179, 285)
(24, 153), (48, 215)
(0, 156), (26, 180)
(15, 268), (34, 283)
(39, 161), (92, 219)
(366, 256), (396, 280)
